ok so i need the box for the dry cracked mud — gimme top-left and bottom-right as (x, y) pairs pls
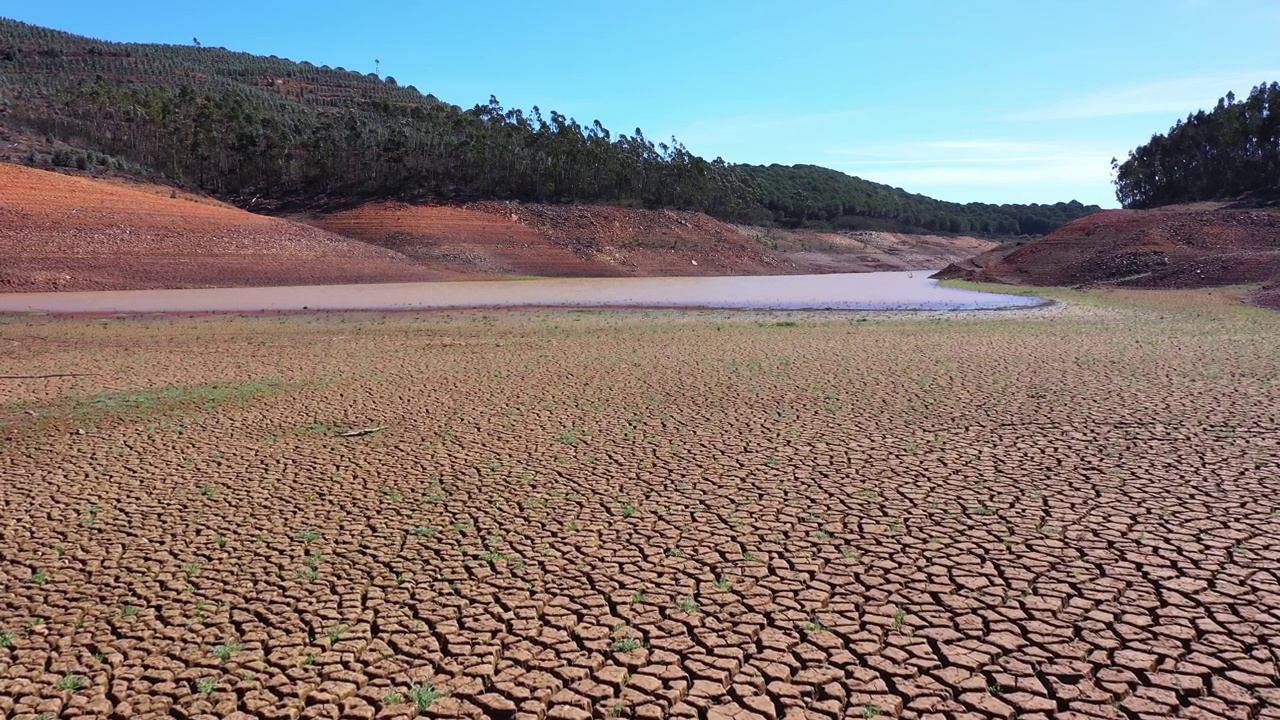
(1, 291), (1278, 719)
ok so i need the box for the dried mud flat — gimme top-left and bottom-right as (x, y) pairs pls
(1, 292), (1278, 720)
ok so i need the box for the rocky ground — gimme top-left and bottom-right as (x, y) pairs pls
(1, 290), (1277, 719)
(934, 206), (1280, 308)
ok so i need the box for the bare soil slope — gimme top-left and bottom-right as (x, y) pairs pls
(935, 207), (1280, 307)
(311, 200), (996, 277)
(0, 163), (442, 292)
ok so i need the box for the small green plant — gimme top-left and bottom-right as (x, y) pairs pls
(611, 637), (642, 653)
(196, 677), (217, 695)
(860, 705), (883, 718)
(814, 530), (832, 540)
(214, 535), (227, 549)
(974, 503), (995, 516)
(120, 605), (140, 618)
(303, 653), (316, 666)
(630, 590), (646, 604)
(294, 529), (321, 542)
(408, 683), (442, 711)
(566, 520), (580, 532)
(30, 569), (48, 585)
(182, 562), (202, 575)
(325, 624), (348, 644)
(410, 525), (437, 537)
(199, 484), (218, 498)
(56, 674), (85, 691)
(675, 597), (700, 614)
(557, 430), (579, 446)
(802, 613), (828, 632)
(610, 701), (627, 717)
(0, 631), (13, 648)
(714, 576), (732, 591)
(213, 640), (243, 662)
(892, 606), (907, 630)
(383, 691), (404, 705)
(294, 568), (319, 582)
(619, 502), (637, 517)
(305, 552), (325, 568)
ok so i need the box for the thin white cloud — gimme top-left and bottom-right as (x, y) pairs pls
(822, 138), (1116, 203)
(1009, 72), (1280, 121)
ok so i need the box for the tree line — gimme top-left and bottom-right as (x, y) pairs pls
(0, 17), (1098, 236)
(1113, 82), (1280, 208)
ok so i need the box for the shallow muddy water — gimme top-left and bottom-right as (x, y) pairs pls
(0, 271), (1043, 313)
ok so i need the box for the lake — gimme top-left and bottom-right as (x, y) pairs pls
(0, 272), (1043, 313)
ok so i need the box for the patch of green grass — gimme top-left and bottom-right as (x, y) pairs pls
(410, 525), (437, 537)
(802, 613), (829, 632)
(325, 624), (348, 644)
(610, 637), (642, 653)
(383, 691), (404, 705)
(56, 674), (85, 691)
(119, 605), (140, 618)
(30, 569), (48, 585)
(67, 378), (290, 423)
(675, 597), (700, 614)
(196, 677), (217, 695)
(294, 529), (321, 542)
(0, 631), (13, 648)
(892, 606), (908, 630)
(408, 683), (442, 711)
(213, 640), (243, 662)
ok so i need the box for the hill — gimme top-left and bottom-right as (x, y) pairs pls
(0, 162), (999, 291)
(1113, 82), (1280, 208)
(933, 205), (1280, 308)
(0, 163), (441, 292)
(0, 16), (1097, 237)
(303, 200), (998, 277)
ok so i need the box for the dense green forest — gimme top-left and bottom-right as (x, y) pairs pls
(1113, 82), (1280, 208)
(0, 17), (1099, 236)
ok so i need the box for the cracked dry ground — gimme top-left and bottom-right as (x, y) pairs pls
(1, 297), (1278, 720)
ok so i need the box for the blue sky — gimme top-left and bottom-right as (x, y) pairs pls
(9, 1), (1279, 207)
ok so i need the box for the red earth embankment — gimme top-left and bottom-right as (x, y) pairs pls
(0, 161), (998, 292)
(309, 200), (996, 278)
(0, 163), (442, 292)
(934, 206), (1280, 307)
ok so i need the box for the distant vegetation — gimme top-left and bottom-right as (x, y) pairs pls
(0, 17), (1098, 236)
(1113, 82), (1280, 208)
